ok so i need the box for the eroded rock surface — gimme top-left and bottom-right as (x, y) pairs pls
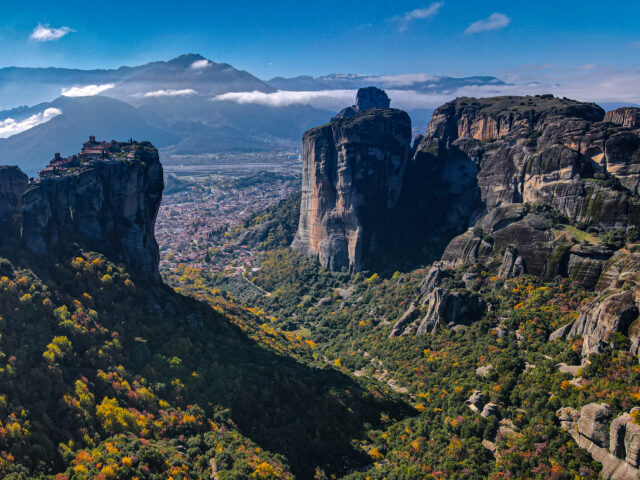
(292, 90), (411, 272)
(17, 142), (163, 283)
(0, 166), (28, 240)
(558, 404), (640, 479)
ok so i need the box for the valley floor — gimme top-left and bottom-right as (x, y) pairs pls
(157, 170), (640, 479)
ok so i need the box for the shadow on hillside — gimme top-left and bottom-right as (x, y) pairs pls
(1, 243), (412, 478)
(140, 286), (414, 479)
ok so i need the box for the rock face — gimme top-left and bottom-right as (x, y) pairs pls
(611, 414), (632, 459)
(605, 107), (640, 130)
(392, 287), (487, 336)
(297, 93), (640, 276)
(567, 244), (613, 289)
(333, 86), (391, 120)
(409, 95), (640, 272)
(390, 263), (487, 336)
(0, 141), (164, 283)
(297, 92), (640, 348)
(292, 89), (411, 272)
(569, 290), (639, 357)
(0, 166), (28, 240)
(415, 288), (487, 335)
(558, 404), (640, 479)
(22, 143), (163, 283)
(578, 403), (612, 448)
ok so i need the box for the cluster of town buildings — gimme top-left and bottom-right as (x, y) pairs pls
(157, 173), (299, 276)
(38, 136), (137, 178)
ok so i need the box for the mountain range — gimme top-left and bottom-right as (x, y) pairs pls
(0, 54), (508, 175)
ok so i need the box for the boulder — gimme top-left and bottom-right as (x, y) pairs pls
(465, 390), (485, 412)
(333, 86), (391, 120)
(355, 86), (390, 111)
(578, 403), (611, 448)
(481, 403), (500, 418)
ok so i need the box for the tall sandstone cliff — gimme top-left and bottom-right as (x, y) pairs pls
(295, 92), (640, 273)
(292, 88), (411, 272)
(294, 90), (640, 348)
(0, 142), (163, 283)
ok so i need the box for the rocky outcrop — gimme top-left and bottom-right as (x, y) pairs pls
(549, 322), (574, 341)
(405, 95), (640, 268)
(569, 290), (639, 357)
(498, 246), (525, 278)
(0, 166), (28, 240)
(481, 403), (500, 418)
(292, 89), (411, 272)
(626, 420), (640, 468)
(567, 243), (613, 288)
(424, 94), (604, 143)
(392, 285), (487, 336)
(605, 107), (640, 130)
(20, 142), (163, 283)
(558, 404), (640, 479)
(236, 220), (277, 246)
(333, 86), (391, 120)
(466, 390), (485, 412)
(611, 414), (632, 459)
(578, 403), (612, 448)
(391, 264), (443, 336)
(297, 92), (640, 277)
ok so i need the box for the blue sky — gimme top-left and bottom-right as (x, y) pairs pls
(1, 0), (639, 80)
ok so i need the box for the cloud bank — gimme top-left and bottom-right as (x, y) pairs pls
(213, 67), (640, 112)
(144, 89), (197, 97)
(61, 84), (115, 97)
(0, 108), (62, 138)
(465, 13), (510, 34)
(29, 24), (74, 42)
(214, 90), (356, 110)
(394, 3), (444, 32)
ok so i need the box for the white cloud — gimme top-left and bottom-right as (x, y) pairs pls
(144, 89), (197, 97)
(190, 59), (211, 70)
(29, 24), (74, 42)
(465, 13), (510, 34)
(61, 83), (115, 97)
(214, 90), (357, 110)
(0, 108), (62, 138)
(394, 3), (444, 32)
(211, 66), (640, 113)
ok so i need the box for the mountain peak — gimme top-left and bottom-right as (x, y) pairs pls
(167, 53), (209, 66)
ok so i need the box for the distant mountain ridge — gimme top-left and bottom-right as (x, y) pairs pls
(0, 54), (273, 108)
(0, 54), (516, 174)
(267, 73), (505, 92)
